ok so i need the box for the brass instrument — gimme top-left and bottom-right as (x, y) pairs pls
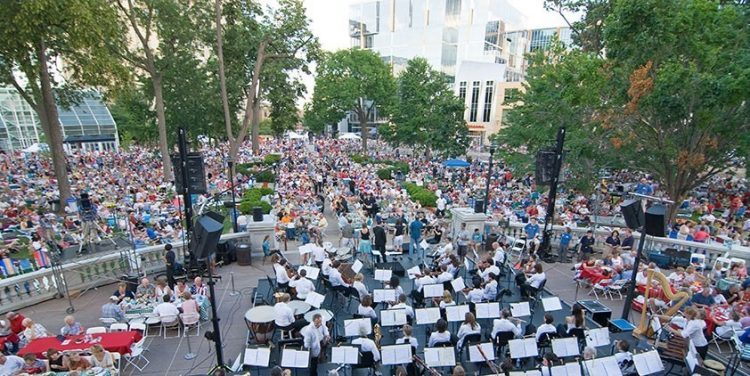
(373, 323), (382, 350)
(633, 269), (692, 338)
(413, 355), (441, 376)
(475, 344), (501, 375)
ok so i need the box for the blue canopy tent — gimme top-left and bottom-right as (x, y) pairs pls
(442, 159), (471, 168)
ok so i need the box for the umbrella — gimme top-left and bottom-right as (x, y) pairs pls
(442, 159), (471, 168)
(22, 143), (41, 153)
(338, 133), (361, 140)
(287, 131), (306, 139)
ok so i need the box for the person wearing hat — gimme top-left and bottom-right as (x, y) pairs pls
(101, 295), (125, 322)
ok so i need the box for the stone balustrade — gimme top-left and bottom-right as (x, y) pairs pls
(0, 227), (268, 315)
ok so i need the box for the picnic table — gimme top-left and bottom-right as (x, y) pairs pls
(18, 331), (142, 358)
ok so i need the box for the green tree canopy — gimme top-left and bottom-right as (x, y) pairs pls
(0, 0), (127, 205)
(308, 48), (395, 152)
(499, 0), (750, 220)
(383, 58), (469, 157)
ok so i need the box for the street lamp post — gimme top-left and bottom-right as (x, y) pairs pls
(484, 144), (497, 214)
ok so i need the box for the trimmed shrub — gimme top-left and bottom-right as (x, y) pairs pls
(239, 188), (273, 214)
(377, 168), (393, 180)
(404, 183), (437, 207)
(264, 154), (281, 164)
(255, 170), (276, 183)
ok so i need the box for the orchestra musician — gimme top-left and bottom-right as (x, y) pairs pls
(274, 293), (308, 335)
(435, 265), (454, 283)
(480, 256), (500, 282)
(352, 325), (381, 363)
(352, 273), (369, 300)
(491, 309), (523, 339)
(462, 276), (484, 304)
(311, 244), (327, 268)
(290, 269), (315, 300)
(395, 324), (419, 351)
(667, 306), (709, 359)
(456, 312), (481, 348)
(301, 313), (330, 376)
(272, 254), (293, 291)
(358, 295), (378, 320)
(428, 319), (453, 347)
(438, 290), (456, 308)
(328, 261), (351, 289)
(390, 294), (415, 322)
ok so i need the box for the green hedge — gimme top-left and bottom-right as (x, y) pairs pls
(239, 188), (274, 214)
(264, 154), (281, 164)
(404, 183), (437, 207)
(255, 170), (276, 183)
(352, 155), (410, 179)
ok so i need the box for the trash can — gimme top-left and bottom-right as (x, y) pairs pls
(235, 242), (252, 266)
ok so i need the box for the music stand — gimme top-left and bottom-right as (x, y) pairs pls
(424, 346), (457, 367)
(243, 346), (271, 373)
(415, 307), (441, 326)
(632, 350), (665, 375)
(381, 344), (413, 365)
(508, 338), (538, 368)
(331, 345), (360, 376)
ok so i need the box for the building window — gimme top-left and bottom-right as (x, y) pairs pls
(445, 0), (461, 24)
(458, 81), (467, 102)
(504, 88), (518, 103)
(469, 81), (480, 122)
(483, 81), (494, 122)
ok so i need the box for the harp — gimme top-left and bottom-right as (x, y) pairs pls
(633, 269), (692, 337)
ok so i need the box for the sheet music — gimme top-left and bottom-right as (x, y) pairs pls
(415, 308), (441, 325)
(585, 327), (611, 348)
(424, 347), (457, 367)
(551, 338), (580, 357)
(280, 349), (309, 368)
(298, 244), (314, 255)
(451, 276), (466, 291)
(446, 305), (470, 322)
(632, 350), (664, 376)
(373, 289), (397, 303)
(550, 363), (582, 376)
(344, 318), (372, 337)
(407, 266), (421, 279)
(510, 302), (531, 317)
(420, 239), (430, 250)
(243, 348), (271, 367)
(380, 309), (408, 326)
(423, 284), (443, 298)
(374, 269), (393, 281)
(650, 316), (661, 334)
(464, 257), (473, 271)
(475, 302), (501, 319)
(381, 344), (412, 365)
(352, 260), (364, 274)
(508, 338), (538, 358)
(331, 346), (359, 365)
(305, 291), (325, 308)
(468, 342), (495, 362)
(297, 266), (320, 280)
(583, 356), (622, 376)
(542, 297), (563, 311)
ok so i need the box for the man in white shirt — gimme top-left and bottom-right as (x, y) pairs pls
(290, 269), (315, 300)
(491, 310), (522, 339)
(273, 258), (291, 289)
(436, 197), (447, 218)
(483, 277), (498, 301)
(0, 354), (25, 376)
(491, 242), (506, 267)
(274, 294), (307, 332)
(435, 266), (453, 283)
(311, 246), (327, 268)
(390, 294), (415, 320)
(328, 261), (351, 288)
(535, 314), (557, 341)
(301, 313), (330, 376)
(415, 272), (436, 293)
(481, 258), (501, 283)
(153, 295), (180, 321)
(521, 264), (546, 299)
(352, 325), (380, 362)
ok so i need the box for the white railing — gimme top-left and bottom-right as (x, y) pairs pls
(495, 222), (750, 265)
(0, 232), (253, 315)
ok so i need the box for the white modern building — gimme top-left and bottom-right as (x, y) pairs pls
(0, 87), (119, 153)
(348, 0), (572, 144)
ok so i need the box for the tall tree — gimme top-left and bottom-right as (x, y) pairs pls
(0, 0), (126, 207)
(384, 58), (469, 157)
(112, 0), (210, 181)
(309, 48), (395, 152)
(218, 0), (317, 159)
(500, 0), (750, 221)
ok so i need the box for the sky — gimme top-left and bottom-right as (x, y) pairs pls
(304, 0), (580, 52)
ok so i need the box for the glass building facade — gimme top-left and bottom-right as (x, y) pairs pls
(349, 0), (525, 81)
(0, 87), (119, 153)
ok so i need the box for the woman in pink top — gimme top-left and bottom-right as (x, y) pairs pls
(180, 291), (200, 316)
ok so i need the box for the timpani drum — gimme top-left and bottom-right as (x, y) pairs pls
(287, 300), (312, 316)
(304, 309), (333, 323)
(702, 359), (725, 375)
(244, 306), (276, 344)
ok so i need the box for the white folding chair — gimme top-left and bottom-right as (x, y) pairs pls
(591, 279), (612, 300)
(709, 330), (736, 353)
(129, 322), (147, 335)
(144, 314), (161, 337)
(180, 313), (201, 337)
(111, 351), (122, 374)
(160, 315), (181, 339)
(109, 323), (129, 332)
(123, 336), (149, 371)
(86, 327), (107, 334)
(690, 253), (707, 271)
(606, 279), (628, 300)
(99, 317), (117, 327)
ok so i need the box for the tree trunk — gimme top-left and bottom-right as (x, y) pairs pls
(251, 99), (261, 153)
(229, 40), (266, 161)
(37, 40), (72, 211)
(214, 0), (233, 144)
(152, 73), (173, 182)
(359, 107), (368, 153)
